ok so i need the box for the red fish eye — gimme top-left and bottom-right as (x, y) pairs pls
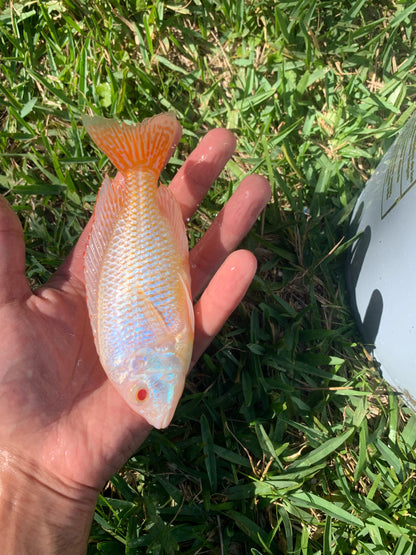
(136, 387), (148, 402)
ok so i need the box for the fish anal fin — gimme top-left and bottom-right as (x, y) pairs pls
(157, 185), (189, 262)
(156, 185), (194, 337)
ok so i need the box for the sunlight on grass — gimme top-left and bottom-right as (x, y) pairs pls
(2, 0), (416, 553)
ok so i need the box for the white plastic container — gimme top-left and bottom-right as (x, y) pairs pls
(347, 112), (416, 409)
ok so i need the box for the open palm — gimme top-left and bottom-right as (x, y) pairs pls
(0, 129), (270, 500)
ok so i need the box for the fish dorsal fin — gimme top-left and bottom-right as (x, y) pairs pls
(82, 113), (181, 174)
(84, 172), (126, 340)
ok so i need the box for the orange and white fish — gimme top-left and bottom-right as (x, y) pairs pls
(83, 113), (194, 429)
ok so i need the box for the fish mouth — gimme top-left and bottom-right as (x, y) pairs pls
(126, 369), (185, 429)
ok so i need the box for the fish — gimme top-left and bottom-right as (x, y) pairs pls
(82, 113), (194, 429)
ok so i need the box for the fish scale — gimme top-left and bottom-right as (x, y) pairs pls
(99, 225), (177, 344)
(83, 113), (194, 429)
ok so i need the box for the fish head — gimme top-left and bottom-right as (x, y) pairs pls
(124, 349), (186, 429)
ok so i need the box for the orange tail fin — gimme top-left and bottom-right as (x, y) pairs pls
(82, 113), (181, 174)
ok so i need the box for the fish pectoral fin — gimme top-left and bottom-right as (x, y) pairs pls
(156, 185), (188, 262)
(138, 288), (177, 346)
(84, 173), (126, 339)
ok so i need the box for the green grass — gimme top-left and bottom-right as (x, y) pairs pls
(2, 0), (416, 553)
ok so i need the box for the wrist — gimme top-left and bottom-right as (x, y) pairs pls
(0, 449), (98, 555)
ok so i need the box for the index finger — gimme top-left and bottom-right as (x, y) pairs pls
(169, 128), (236, 222)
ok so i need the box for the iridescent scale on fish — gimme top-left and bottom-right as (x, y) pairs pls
(83, 113), (194, 429)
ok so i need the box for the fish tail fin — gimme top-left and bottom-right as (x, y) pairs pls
(82, 113), (181, 173)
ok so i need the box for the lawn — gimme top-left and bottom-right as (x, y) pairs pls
(2, 1), (416, 553)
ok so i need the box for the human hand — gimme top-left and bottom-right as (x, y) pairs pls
(0, 128), (270, 554)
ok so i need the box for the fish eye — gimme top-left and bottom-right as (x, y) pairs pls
(136, 386), (149, 403)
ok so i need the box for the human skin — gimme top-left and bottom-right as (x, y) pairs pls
(0, 128), (271, 554)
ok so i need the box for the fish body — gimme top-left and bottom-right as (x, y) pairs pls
(83, 113), (194, 429)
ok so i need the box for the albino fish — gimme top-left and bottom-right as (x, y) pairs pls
(83, 113), (194, 429)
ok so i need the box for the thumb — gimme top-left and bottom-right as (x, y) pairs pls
(0, 195), (31, 304)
